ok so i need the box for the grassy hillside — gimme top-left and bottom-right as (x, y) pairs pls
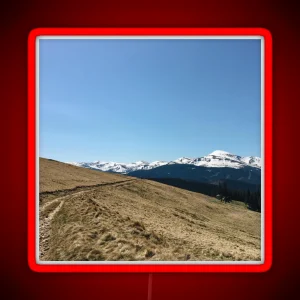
(39, 158), (261, 262)
(40, 157), (129, 193)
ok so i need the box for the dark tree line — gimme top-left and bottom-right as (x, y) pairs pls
(216, 181), (261, 212)
(144, 177), (261, 212)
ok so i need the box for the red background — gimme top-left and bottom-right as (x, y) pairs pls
(2, 1), (299, 299)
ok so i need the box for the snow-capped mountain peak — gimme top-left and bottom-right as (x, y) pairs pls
(66, 150), (261, 174)
(135, 160), (149, 165)
(174, 157), (193, 164)
(149, 161), (168, 167)
(192, 151), (260, 169)
(209, 150), (232, 156)
(240, 156), (261, 168)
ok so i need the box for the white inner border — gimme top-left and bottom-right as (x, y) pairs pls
(36, 35), (264, 265)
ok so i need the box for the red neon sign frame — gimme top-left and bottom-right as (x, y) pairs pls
(28, 27), (272, 272)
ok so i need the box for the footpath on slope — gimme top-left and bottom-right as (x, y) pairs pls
(39, 179), (139, 260)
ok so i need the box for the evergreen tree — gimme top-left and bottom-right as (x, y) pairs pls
(223, 181), (228, 196)
(218, 181), (222, 195)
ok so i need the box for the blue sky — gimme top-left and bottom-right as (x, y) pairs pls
(39, 38), (261, 163)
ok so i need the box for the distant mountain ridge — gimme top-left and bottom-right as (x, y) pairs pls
(67, 150), (261, 174)
(128, 164), (261, 186)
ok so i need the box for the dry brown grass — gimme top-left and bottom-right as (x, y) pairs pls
(39, 157), (129, 193)
(39, 158), (261, 262)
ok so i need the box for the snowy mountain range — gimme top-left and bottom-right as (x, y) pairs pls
(67, 150), (261, 174)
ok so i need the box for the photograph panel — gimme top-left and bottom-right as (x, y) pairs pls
(27, 28), (272, 272)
